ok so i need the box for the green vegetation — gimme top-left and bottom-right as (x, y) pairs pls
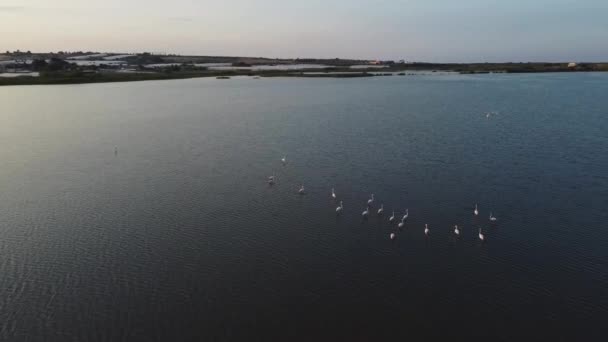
(125, 52), (164, 65)
(0, 69), (378, 86)
(2, 51), (607, 86)
(31, 58), (74, 72)
(0, 71), (193, 86)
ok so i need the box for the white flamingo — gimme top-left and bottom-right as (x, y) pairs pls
(478, 228), (485, 241)
(281, 156), (286, 164)
(424, 224), (430, 236)
(454, 225), (460, 236)
(389, 211), (395, 223)
(474, 204), (479, 216)
(268, 175), (275, 185)
(299, 185), (305, 195)
(336, 201), (343, 214)
(398, 218), (405, 229)
(377, 204), (384, 215)
(390, 233), (396, 240)
(402, 209), (409, 221)
(331, 188), (336, 199)
(367, 194), (374, 206)
(362, 207), (369, 218)
(489, 212), (497, 222)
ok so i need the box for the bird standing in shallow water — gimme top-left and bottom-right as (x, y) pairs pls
(454, 225), (460, 236)
(402, 209), (409, 221)
(331, 188), (336, 199)
(281, 156), (286, 165)
(474, 204), (479, 216)
(424, 224), (430, 236)
(377, 204), (384, 215)
(299, 185), (305, 194)
(367, 194), (374, 206)
(398, 218), (404, 229)
(336, 201), (343, 214)
(479, 228), (485, 241)
(362, 207), (369, 218)
(390, 233), (396, 240)
(389, 211), (395, 223)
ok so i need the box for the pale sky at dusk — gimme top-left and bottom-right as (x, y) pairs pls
(1, 0), (607, 61)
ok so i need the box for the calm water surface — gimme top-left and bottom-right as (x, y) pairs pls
(1, 73), (607, 341)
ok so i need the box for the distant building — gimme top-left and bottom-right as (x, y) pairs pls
(568, 62), (577, 68)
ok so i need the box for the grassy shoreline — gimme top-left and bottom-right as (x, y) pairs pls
(0, 70), (378, 86)
(2, 63), (607, 86)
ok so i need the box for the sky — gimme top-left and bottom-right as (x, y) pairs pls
(1, 0), (607, 62)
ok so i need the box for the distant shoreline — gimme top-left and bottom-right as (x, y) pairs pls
(1, 51), (606, 86)
(1, 69), (606, 86)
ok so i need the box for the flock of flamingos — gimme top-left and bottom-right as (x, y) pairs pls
(267, 156), (497, 241)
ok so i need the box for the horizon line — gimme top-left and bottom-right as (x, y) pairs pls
(1, 50), (599, 64)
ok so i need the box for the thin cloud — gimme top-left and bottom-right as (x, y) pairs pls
(168, 16), (194, 23)
(0, 6), (25, 11)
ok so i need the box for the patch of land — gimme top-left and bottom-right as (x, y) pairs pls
(1, 51), (606, 86)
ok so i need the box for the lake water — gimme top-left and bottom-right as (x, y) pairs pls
(0, 72), (40, 78)
(208, 64), (332, 71)
(1, 73), (607, 341)
(141, 63), (331, 70)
